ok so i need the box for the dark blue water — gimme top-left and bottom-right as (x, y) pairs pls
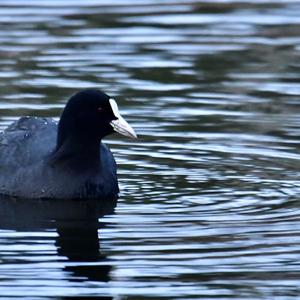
(0, 0), (300, 299)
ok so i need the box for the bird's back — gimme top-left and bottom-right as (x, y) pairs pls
(0, 117), (56, 173)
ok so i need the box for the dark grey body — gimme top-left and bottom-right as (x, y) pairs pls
(0, 117), (119, 199)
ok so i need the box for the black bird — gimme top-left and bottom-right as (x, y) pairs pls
(0, 89), (137, 199)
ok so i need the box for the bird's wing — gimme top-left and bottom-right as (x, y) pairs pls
(0, 117), (57, 172)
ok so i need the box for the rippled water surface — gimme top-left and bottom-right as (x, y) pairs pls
(0, 0), (300, 299)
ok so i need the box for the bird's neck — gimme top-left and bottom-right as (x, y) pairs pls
(49, 133), (102, 171)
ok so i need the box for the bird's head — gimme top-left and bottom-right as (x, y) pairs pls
(58, 89), (137, 146)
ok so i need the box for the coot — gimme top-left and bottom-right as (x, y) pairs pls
(0, 89), (137, 199)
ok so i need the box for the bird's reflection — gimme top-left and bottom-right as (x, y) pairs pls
(0, 195), (117, 290)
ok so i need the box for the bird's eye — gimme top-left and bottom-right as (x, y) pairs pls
(97, 107), (104, 112)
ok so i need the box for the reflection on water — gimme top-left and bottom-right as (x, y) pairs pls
(0, 197), (116, 298)
(0, 0), (300, 299)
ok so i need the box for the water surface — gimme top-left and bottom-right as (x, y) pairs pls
(0, 0), (300, 299)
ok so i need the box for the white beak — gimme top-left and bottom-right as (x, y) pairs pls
(109, 98), (137, 139)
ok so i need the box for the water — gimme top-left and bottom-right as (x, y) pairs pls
(0, 0), (299, 299)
